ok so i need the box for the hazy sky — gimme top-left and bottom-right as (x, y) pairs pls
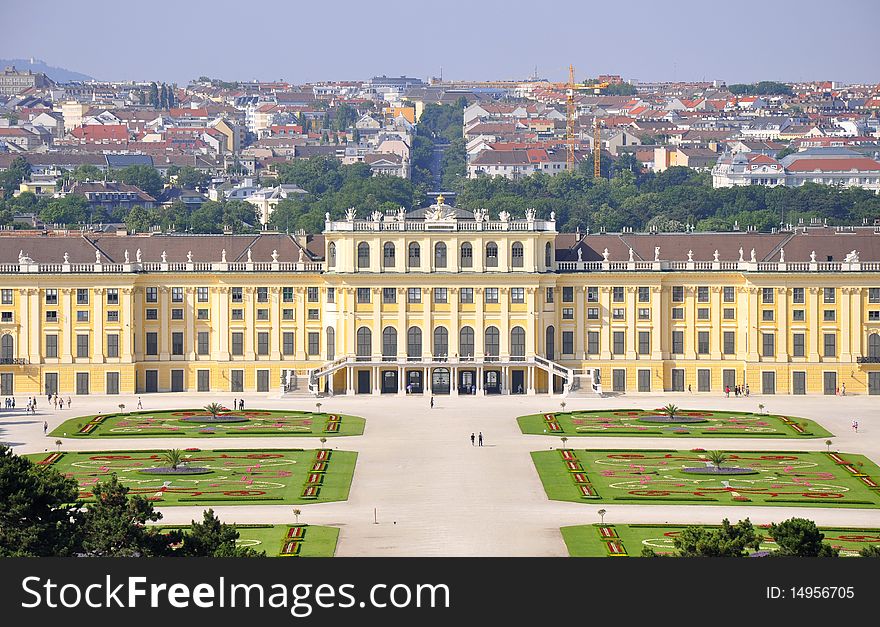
(3, 0), (879, 85)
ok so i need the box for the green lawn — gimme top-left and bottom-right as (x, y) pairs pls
(562, 523), (880, 557)
(532, 448), (880, 507)
(28, 448), (357, 506)
(159, 523), (338, 557)
(51, 409), (365, 438)
(518, 408), (832, 438)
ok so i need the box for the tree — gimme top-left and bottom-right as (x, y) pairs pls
(176, 166), (209, 190)
(71, 164), (103, 182)
(0, 445), (83, 556)
(660, 404), (678, 420)
(768, 518), (839, 557)
(205, 402), (225, 418)
(179, 509), (263, 557)
(40, 195), (90, 226)
(148, 82), (159, 107)
(80, 474), (174, 556)
(671, 518), (764, 557)
(125, 205), (153, 233)
(707, 450), (728, 471)
(161, 449), (183, 470)
(859, 545), (880, 557)
(118, 165), (163, 198)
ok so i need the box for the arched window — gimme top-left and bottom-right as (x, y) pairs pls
(485, 326), (500, 358)
(434, 242), (447, 268)
(433, 326), (449, 358)
(460, 242), (473, 268)
(326, 327), (335, 360)
(357, 242), (370, 268)
(511, 326), (526, 358)
(545, 326), (555, 360)
(382, 326), (397, 360)
(511, 241), (524, 268)
(869, 333), (880, 358)
(485, 242), (498, 267)
(408, 242), (421, 268)
(545, 242), (552, 268)
(0, 334), (13, 361)
(327, 242), (336, 268)
(383, 242), (395, 268)
(407, 326), (422, 358)
(356, 327), (372, 358)
(459, 326), (475, 357)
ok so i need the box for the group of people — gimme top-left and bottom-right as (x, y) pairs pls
(47, 393), (72, 410)
(470, 432), (484, 447)
(3, 397), (15, 409)
(836, 384), (847, 396)
(724, 384), (750, 398)
(231, 398), (245, 411)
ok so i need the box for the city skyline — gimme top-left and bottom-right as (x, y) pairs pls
(3, 0), (880, 86)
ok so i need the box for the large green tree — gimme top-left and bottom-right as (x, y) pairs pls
(117, 165), (164, 198)
(768, 518), (839, 557)
(179, 509), (264, 557)
(642, 518), (764, 557)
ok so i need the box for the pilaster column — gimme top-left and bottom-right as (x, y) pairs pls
(525, 287), (537, 357)
(710, 286), (722, 359)
(159, 287), (170, 359)
(244, 287), (256, 360)
(499, 287), (510, 358)
(132, 288), (143, 361)
(652, 286), (663, 359)
(92, 288), (105, 363)
(295, 287), (307, 361)
(372, 287), (381, 360)
(777, 287), (789, 362)
(576, 285), (586, 359)
(851, 287), (863, 358)
(746, 287), (759, 361)
(475, 288), (485, 357)
(840, 287), (853, 362)
(60, 288), (73, 363)
(215, 286), (230, 360)
(625, 286), (637, 359)
(270, 287), (281, 360)
(599, 286), (611, 360)
(397, 287), (407, 359)
(685, 286), (696, 359)
(808, 287), (820, 361)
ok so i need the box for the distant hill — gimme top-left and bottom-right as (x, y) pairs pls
(0, 58), (95, 83)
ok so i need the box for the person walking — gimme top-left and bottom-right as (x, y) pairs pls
(43, 421), (48, 435)
(854, 420), (859, 432)
(841, 383), (846, 396)
(240, 398), (245, 411)
(478, 432), (483, 447)
(232, 398), (237, 412)
(137, 397), (143, 410)
(470, 433), (475, 446)
(745, 384), (750, 397)
(725, 385), (730, 398)
(430, 396), (434, 409)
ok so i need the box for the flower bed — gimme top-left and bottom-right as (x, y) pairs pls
(37, 452), (63, 466)
(301, 486), (320, 499)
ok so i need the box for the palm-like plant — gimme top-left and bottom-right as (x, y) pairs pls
(204, 402), (224, 419)
(661, 404), (679, 420)
(162, 449), (183, 470)
(707, 450), (728, 471)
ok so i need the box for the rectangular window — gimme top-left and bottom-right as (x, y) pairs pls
(171, 287), (183, 303)
(77, 310), (89, 323)
(869, 311), (880, 321)
(171, 308), (184, 320)
(197, 287), (209, 302)
(672, 286), (684, 302)
(762, 332), (775, 357)
(197, 308), (209, 320)
(282, 287), (294, 303)
(197, 370), (210, 392)
(282, 332), (295, 355)
(672, 330), (684, 354)
(612, 331), (625, 355)
(823, 287), (835, 304)
(792, 309), (805, 321)
(869, 288), (880, 304)
(723, 331), (735, 354)
(257, 369), (270, 392)
(1, 289), (12, 305)
(723, 307), (735, 320)
(308, 332), (319, 356)
(762, 309), (774, 321)
(586, 287), (598, 302)
(106, 372), (119, 395)
(723, 286), (735, 303)
(258, 308), (270, 321)
(408, 288), (421, 304)
(146, 287), (158, 303)
(545, 287), (554, 303)
(792, 333), (805, 357)
(326, 288), (335, 303)
(76, 288), (89, 305)
(146, 308), (158, 321)
(562, 307), (574, 320)
(307, 287), (319, 303)
(106, 289), (119, 305)
(231, 287), (243, 303)
(45, 310), (58, 323)
(562, 331), (574, 355)
(106, 333), (119, 358)
(257, 287), (270, 303)
(587, 331), (599, 355)
(698, 307), (710, 320)
(638, 369), (651, 392)
(357, 288), (371, 303)
(45, 289), (58, 305)
(231, 309), (243, 321)
(638, 287), (650, 303)
(761, 288), (774, 304)
(171, 332), (184, 355)
(697, 286), (709, 303)
(638, 331), (651, 355)
(697, 331), (710, 355)
(383, 288), (397, 304)
(146, 332), (158, 355)
(586, 307), (599, 320)
(76, 334), (89, 358)
(282, 309), (294, 321)
(45, 334), (58, 358)
(460, 288), (474, 304)
(231, 332), (243, 356)
(638, 307), (650, 320)
(197, 331), (209, 355)
(792, 287), (805, 304)
(511, 288), (524, 304)
(612, 369), (626, 393)
(697, 369), (711, 392)
(823, 333), (836, 358)
(612, 308), (625, 320)
(106, 310), (119, 322)
(485, 288), (499, 304)
(257, 332), (269, 355)
(672, 307), (684, 320)
(434, 288), (448, 304)
(562, 287), (574, 303)
(1, 312), (11, 323)
(823, 309), (836, 322)
(308, 309), (319, 320)
(612, 287), (624, 303)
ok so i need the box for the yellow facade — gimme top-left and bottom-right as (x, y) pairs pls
(1, 208), (879, 397)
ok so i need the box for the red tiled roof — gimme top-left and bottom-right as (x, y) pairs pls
(70, 125), (130, 141)
(785, 158), (880, 172)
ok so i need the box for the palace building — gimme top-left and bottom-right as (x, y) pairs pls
(1, 197), (880, 397)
